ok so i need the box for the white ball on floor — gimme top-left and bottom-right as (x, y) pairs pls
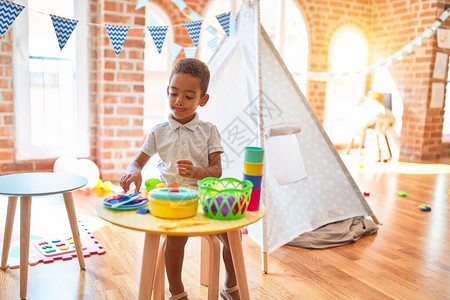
(53, 156), (78, 173)
(68, 159), (100, 189)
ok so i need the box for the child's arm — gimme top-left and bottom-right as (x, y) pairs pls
(176, 152), (222, 180)
(119, 151), (151, 192)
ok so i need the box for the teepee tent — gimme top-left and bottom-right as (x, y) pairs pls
(202, 0), (378, 271)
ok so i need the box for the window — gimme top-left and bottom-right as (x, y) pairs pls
(324, 26), (369, 144)
(13, 0), (89, 160)
(143, 2), (173, 133)
(260, 0), (308, 93)
(199, 0), (308, 93)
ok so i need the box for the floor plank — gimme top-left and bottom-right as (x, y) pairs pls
(1, 155), (449, 299)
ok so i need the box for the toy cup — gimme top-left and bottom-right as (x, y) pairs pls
(244, 162), (263, 176)
(244, 147), (264, 163)
(243, 173), (262, 189)
(248, 188), (261, 211)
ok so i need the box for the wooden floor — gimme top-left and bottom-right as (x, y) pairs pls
(1, 155), (449, 299)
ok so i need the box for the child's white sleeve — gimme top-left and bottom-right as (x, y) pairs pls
(140, 129), (157, 157)
(208, 125), (224, 154)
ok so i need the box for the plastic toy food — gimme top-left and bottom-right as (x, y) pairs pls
(167, 182), (180, 188)
(145, 178), (161, 191)
(155, 183), (167, 189)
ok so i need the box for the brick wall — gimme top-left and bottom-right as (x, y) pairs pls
(372, 0), (448, 160)
(1, 0), (449, 179)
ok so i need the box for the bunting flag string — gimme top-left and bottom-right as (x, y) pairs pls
(50, 14), (78, 50)
(184, 20), (202, 47)
(216, 12), (230, 37)
(147, 25), (168, 54)
(105, 24), (129, 56)
(172, 0), (187, 11)
(0, 0), (24, 36)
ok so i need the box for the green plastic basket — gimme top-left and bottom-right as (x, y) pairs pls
(197, 177), (253, 220)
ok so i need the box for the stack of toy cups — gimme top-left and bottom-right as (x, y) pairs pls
(243, 147), (264, 211)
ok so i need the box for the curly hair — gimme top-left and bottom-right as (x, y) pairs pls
(169, 58), (210, 96)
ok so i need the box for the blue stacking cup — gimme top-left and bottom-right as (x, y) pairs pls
(243, 173), (262, 189)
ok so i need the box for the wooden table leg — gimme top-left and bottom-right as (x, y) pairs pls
(204, 235), (220, 300)
(153, 235), (167, 300)
(227, 229), (250, 300)
(200, 236), (210, 286)
(139, 233), (160, 300)
(62, 192), (85, 270)
(20, 196), (32, 300)
(1, 196), (17, 270)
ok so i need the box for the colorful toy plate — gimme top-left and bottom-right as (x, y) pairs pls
(103, 196), (148, 210)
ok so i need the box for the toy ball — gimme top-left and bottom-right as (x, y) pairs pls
(103, 181), (113, 191)
(53, 156), (78, 173)
(398, 191), (407, 197)
(68, 159), (100, 189)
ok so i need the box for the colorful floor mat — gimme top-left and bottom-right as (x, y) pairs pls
(0, 195), (106, 268)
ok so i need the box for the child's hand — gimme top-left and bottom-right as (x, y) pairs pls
(119, 171), (142, 193)
(176, 159), (198, 179)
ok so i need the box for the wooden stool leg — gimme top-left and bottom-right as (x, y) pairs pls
(20, 196), (32, 300)
(200, 236), (210, 286)
(1, 196), (17, 270)
(228, 229), (250, 300)
(384, 134), (392, 160)
(203, 235), (220, 300)
(153, 236), (167, 300)
(139, 233), (160, 300)
(62, 192), (86, 270)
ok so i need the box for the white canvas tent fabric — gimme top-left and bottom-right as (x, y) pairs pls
(201, 1), (376, 254)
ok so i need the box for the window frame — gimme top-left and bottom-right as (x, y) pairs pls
(13, 0), (89, 160)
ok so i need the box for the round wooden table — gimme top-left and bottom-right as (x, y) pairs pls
(95, 200), (265, 300)
(0, 172), (87, 299)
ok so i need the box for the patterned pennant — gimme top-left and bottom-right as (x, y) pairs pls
(50, 15), (79, 50)
(170, 43), (183, 64)
(172, 0), (186, 11)
(230, 13), (238, 36)
(216, 12), (230, 37)
(147, 25), (168, 54)
(184, 47), (197, 58)
(135, 0), (148, 10)
(188, 11), (202, 21)
(105, 24), (129, 56)
(207, 37), (218, 52)
(184, 20), (202, 47)
(206, 25), (217, 35)
(0, 0), (24, 36)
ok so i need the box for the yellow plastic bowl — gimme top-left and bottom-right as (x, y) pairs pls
(149, 197), (198, 219)
(243, 162), (264, 176)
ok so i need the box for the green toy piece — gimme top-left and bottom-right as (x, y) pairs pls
(398, 191), (407, 197)
(145, 178), (161, 191)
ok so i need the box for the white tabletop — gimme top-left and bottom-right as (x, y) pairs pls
(0, 172), (87, 196)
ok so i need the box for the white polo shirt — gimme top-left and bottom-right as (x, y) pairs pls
(140, 113), (224, 187)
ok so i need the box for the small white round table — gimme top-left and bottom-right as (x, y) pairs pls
(0, 172), (87, 299)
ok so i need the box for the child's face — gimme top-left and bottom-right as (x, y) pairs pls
(167, 73), (209, 124)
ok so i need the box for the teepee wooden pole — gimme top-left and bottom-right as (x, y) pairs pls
(255, 0), (269, 274)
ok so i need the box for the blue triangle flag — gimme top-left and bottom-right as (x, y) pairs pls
(50, 15), (79, 50)
(147, 25), (168, 54)
(207, 37), (219, 52)
(136, 0), (148, 10)
(216, 12), (230, 37)
(184, 20), (202, 47)
(0, 0), (24, 36)
(170, 43), (183, 64)
(184, 46), (197, 58)
(105, 24), (129, 56)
